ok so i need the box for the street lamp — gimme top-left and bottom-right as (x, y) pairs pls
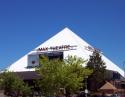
(85, 76), (88, 97)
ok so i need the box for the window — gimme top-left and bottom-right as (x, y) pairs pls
(39, 51), (63, 60)
(27, 52), (63, 68)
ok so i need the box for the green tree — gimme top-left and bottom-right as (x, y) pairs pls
(21, 84), (32, 97)
(86, 50), (106, 91)
(0, 71), (31, 97)
(36, 55), (92, 97)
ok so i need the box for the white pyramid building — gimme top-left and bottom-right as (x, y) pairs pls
(8, 28), (124, 77)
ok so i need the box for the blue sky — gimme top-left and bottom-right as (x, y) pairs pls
(0, 0), (125, 70)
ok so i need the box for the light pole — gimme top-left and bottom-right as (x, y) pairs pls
(85, 76), (88, 97)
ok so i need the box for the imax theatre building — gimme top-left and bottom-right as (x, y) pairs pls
(6, 28), (125, 90)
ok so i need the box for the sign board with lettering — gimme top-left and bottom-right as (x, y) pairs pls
(36, 45), (77, 52)
(84, 46), (101, 53)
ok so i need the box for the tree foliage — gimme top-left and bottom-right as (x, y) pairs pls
(0, 71), (31, 97)
(36, 55), (92, 96)
(86, 50), (106, 91)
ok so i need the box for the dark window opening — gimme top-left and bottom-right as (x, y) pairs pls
(39, 51), (63, 60)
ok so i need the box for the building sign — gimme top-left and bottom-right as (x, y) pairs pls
(84, 46), (101, 53)
(36, 45), (77, 52)
(84, 46), (94, 52)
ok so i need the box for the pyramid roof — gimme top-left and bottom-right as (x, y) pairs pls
(7, 28), (124, 77)
(100, 81), (117, 90)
